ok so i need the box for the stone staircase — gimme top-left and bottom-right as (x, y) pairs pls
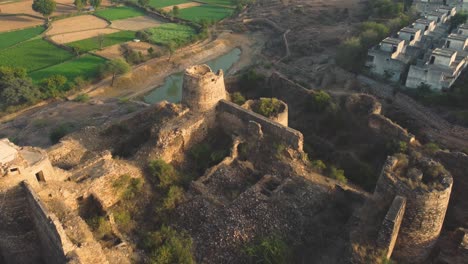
(0, 186), (44, 264)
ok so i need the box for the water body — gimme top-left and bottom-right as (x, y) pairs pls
(143, 48), (241, 104)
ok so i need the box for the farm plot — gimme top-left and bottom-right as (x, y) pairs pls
(50, 28), (120, 44)
(0, 15), (44, 32)
(161, 2), (201, 12)
(0, 26), (44, 50)
(111, 16), (163, 31)
(95, 41), (160, 60)
(94, 6), (145, 21)
(0, 0), (75, 16)
(177, 5), (233, 22)
(145, 23), (196, 46)
(46, 15), (109, 36)
(68, 30), (136, 52)
(148, 0), (190, 9)
(0, 39), (73, 72)
(29, 54), (107, 85)
(198, 0), (234, 7)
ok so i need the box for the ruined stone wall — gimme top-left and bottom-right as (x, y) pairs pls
(373, 157), (453, 263)
(377, 195), (406, 259)
(368, 114), (415, 144)
(182, 65), (227, 112)
(22, 181), (73, 264)
(242, 99), (289, 127)
(217, 100), (303, 151)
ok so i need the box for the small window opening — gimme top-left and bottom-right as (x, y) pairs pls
(35, 171), (45, 182)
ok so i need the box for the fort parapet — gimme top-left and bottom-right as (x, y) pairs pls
(374, 155), (453, 262)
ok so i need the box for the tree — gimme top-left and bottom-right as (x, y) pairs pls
(450, 12), (468, 32)
(96, 33), (105, 49)
(138, 0), (149, 7)
(101, 58), (130, 86)
(172, 5), (180, 16)
(32, 0), (56, 19)
(0, 66), (41, 108)
(39, 74), (67, 98)
(336, 37), (366, 73)
(74, 0), (84, 11)
(89, 0), (101, 9)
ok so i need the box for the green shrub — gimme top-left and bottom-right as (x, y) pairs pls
(231, 92), (246, 105)
(244, 235), (292, 264)
(39, 74), (67, 98)
(49, 123), (74, 143)
(113, 209), (133, 233)
(149, 159), (182, 188)
(144, 226), (195, 264)
(162, 185), (185, 210)
(87, 216), (113, 240)
(309, 90), (331, 112)
(328, 166), (347, 183)
(310, 160), (327, 173)
(254, 98), (282, 117)
(424, 142), (440, 154)
(74, 93), (90, 102)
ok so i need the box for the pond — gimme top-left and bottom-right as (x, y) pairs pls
(143, 48), (241, 104)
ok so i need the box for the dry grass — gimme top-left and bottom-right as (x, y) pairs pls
(161, 2), (202, 12)
(0, 0), (75, 16)
(110, 16), (163, 31)
(0, 15), (43, 32)
(46, 15), (109, 36)
(50, 28), (120, 44)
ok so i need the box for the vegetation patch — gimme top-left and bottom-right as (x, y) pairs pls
(144, 23), (196, 46)
(29, 54), (106, 85)
(94, 6), (146, 21)
(253, 98), (282, 118)
(68, 31), (136, 52)
(148, 0), (190, 8)
(176, 5), (234, 23)
(244, 235), (292, 264)
(0, 26), (44, 51)
(0, 39), (73, 72)
(200, 0), (234, 6)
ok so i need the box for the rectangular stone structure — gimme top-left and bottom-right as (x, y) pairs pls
(377, 195), (407, 259)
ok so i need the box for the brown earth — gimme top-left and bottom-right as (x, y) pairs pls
(94, 41), (161, 60)
(0, 15), (43, 32)
(50, 28), (120, 44)
(46, 15), (109, 36)
(110, 16), (163, 31)
(0, 0), (75, 16)
(161, 2), (201, 12)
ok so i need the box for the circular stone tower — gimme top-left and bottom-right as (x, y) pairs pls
(373, 154), (453, 263)
(182, 64), (226, 112)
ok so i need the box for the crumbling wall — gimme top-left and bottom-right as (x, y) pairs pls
(182, 65), (227, 112)
(373, 156), (453, 262)
(22, 181), (73, 264)
(217, 100), (303, 151)
(377, 195), (406, 259)
(368, 114), (415, 143)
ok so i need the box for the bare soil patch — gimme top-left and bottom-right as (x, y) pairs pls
(110, 16), (163, 31)
(0, 15), (43, 32)
(94, 41), (160, 59)
(161, 2), (201, 12)
(50, 28), (120, 44)
(0, 0), (75, 15)
(47, 15), (108, 36)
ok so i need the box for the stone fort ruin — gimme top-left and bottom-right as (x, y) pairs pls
(0, 64), (467, 263)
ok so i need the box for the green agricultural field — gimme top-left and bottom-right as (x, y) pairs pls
(68, 31), (136, 52)
(148, 0), (190, 9)
(94, 6), (146, 21)
(199, 0), (234, 7)
(0, 26), (44, 51)
(177, 5), (233, 23)
(145, 23), (196, 46)
(0, 39), (73, 72)
(29, 54), (107, 86)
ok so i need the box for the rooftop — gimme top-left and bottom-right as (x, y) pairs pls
(382, 37), (403, 46)
(0, 139), (18, 165)
(427, 11), (447, 17)
(448, 34), (468, 41)
(399, 27), (421, 34)
(415, 18), (434, 25)
(459, 24), (468, 30)
(433, 48), (457, 58)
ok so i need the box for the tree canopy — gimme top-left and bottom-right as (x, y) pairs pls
(32, 0), (56, 18)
